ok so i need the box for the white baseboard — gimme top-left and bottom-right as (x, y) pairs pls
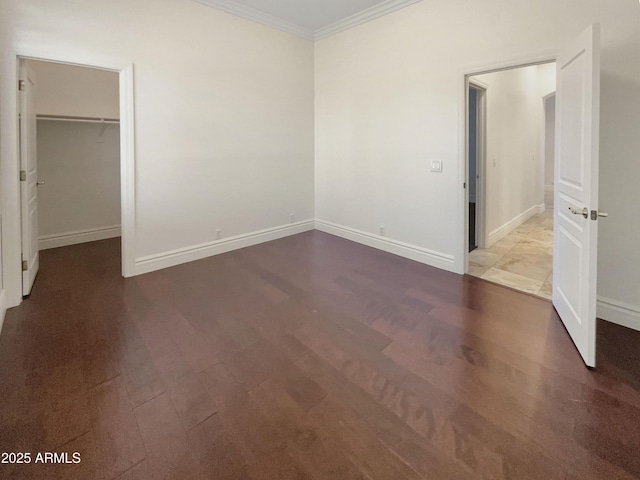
(314, 219), (456, 273)
(597, 297), (640, 332)
(39, 225), (121, 250)
(0, 289), (6, 338)
(135, 220), (315, 275)
(488, 203), (545, 246)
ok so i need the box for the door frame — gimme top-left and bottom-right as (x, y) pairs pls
(3, 52), (136, 307)
(458, 51), (558, 275)
(541, 91), (557, 212)
(468, 78), (488, 251)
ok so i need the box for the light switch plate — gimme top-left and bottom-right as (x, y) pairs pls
(431, 160), (443, 173)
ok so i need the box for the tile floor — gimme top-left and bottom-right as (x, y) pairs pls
(468, 208), (554, 299)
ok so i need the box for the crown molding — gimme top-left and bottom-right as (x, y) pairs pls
(313, 0), (422, 40)
(193, 0), (422, 41)
(192, 0), (315, 40)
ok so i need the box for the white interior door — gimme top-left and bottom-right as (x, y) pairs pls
(553, 24), (602, 368)
(19, 60), (40, 296)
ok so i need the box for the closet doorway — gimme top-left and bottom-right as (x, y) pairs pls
(18, 59), (128, 295)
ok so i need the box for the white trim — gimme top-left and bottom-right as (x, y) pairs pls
(0, 52), (22, 307)
(314, 0), (422, 40)
(39, 226), (121, 250)
(597, 297), (640, 332)
(119, 64), (137, 278)
(314, 219), (456, 273)
(467, 81), (488, 250)
(469, 77), (489, 90)
(135, 220), (314, 275)
(192, 0), (314, 40)
(460, 50), (559, 79)
(542, 89), (557, 103)
(487, 203), (545, 246)
(0, 289), (6, 338)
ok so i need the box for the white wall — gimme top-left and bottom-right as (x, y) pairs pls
(1, 0), (315, 306)
(28, 60), (119, 119)
(597, 42), (640, 324)
(472, 66), (546, 242)
(315, 0), (640, 321)
(37, 121), (121, 243)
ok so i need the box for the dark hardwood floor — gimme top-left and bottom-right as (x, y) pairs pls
(0, 232), (639, 479)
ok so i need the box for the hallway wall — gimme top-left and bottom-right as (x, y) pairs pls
(472, 65), (551, 245)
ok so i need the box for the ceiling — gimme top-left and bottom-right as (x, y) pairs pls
(193, 0), (422, 40)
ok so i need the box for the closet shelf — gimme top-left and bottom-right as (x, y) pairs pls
(36, 114), (120, 124)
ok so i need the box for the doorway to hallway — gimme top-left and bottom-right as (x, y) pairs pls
(466, 63), (557, 299)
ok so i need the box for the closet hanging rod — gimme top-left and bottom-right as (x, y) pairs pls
(36, 114), (120, 124)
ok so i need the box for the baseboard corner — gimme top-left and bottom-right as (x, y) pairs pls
(488, 204), (542, 246)
(314, 219), (456, 273)
(135, 220), (314, 276)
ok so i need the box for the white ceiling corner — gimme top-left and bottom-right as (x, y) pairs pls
(192, 0), (315, 39)
(192, 0), (422, 41)
(314, 0), (422, 40)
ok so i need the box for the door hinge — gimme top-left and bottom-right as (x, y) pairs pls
(19, 80), (25, 91)
(20, 170), (26, 181)
(22, 260), (28, 272)
(463, 182), (467, 189)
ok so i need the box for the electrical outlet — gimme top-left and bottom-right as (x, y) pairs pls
(290, 213), (296, 224)
(379, 226), (385, 236)
(216, 229), (222, 240)
(430, 160), (443, 173)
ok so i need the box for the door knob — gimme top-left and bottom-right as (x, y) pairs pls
(36, 181), (45, 186)
(591, 210), (608, 220)
(568, 206), (588, 219)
